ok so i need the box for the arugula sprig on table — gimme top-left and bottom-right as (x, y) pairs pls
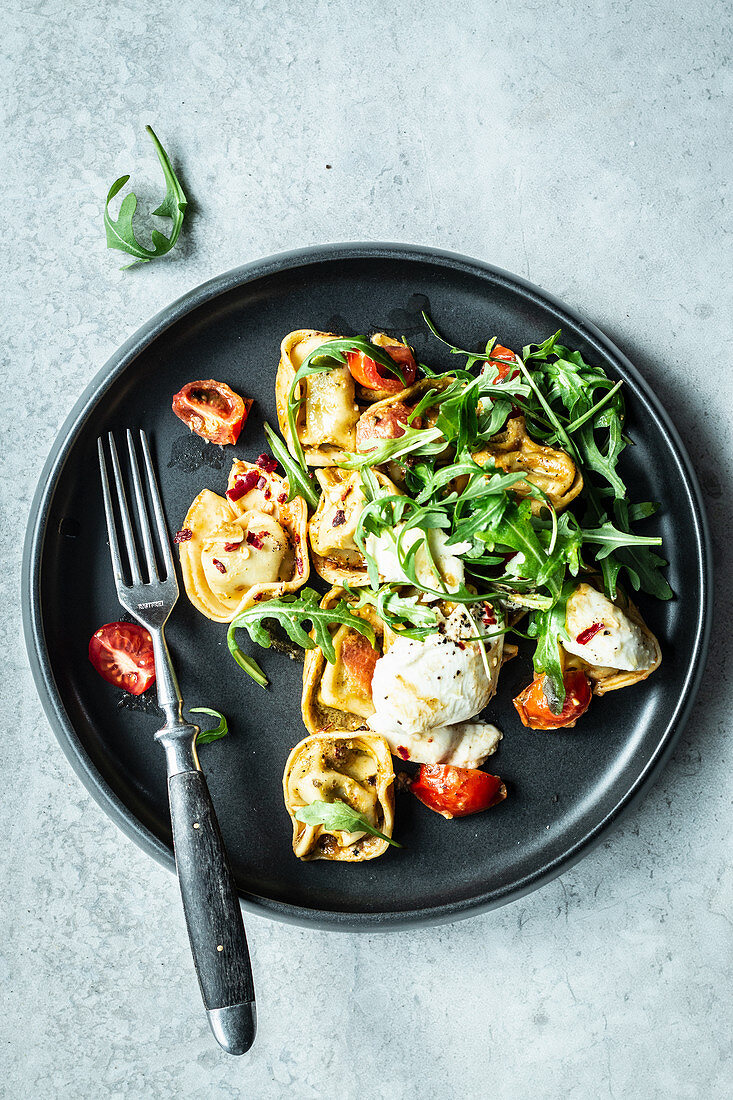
(294, 800), (401, 847)
(104, 127), (188, 268)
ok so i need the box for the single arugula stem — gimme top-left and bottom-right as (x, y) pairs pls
(104, 126), (188, 268)
(422, 311), (493, 361)
(264, 422), (320, 510)
(227, 639), (269, 688)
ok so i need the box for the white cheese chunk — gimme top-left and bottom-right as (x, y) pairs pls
(563, 583), (655, 671)
(367, 607), (503, 738)
(383, 720), (502, 768)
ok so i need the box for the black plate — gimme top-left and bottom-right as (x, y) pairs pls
(23, 244), (711, 930)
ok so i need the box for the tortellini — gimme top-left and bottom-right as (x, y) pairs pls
(178, 459), (309, 622)
(283, 731), (395, 861)
(308, 467), (401, 587)
(473, 415), (583, 513)
(276, 330), (360, 465)
(301, 587), (386, 734)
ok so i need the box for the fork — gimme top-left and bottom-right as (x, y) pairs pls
(98, 429), (256, 1055)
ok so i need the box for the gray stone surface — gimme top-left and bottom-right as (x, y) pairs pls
(2, 0), (731, 1095)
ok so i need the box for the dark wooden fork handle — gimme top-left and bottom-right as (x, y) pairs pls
(168, 769), (256, 1054)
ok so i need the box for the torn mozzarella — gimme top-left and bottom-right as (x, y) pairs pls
(563, 583), (655, 671)
(367, 607), (503, 738)
(385, 720), (502, 768)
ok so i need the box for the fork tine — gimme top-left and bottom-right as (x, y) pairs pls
(126, 429), (159, 582)
(107, 432), (143, 586)
(98, 438), (126, 587)
(139, 429), (176, 582)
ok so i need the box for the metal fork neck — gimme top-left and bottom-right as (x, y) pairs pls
(150, 629), (200, 775)
(156, 721), (200, 776)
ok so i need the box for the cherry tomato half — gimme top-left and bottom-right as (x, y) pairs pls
(340, 632), (379, 698)
(513, 669), (592, 730)
(355, 401), (420, 452)
(172, 380), (252, 446)
(488, 344), (519, 383)
(410, 764), (507, 819)
(346, 342), (417, 394)
(89, 622), (156, 695)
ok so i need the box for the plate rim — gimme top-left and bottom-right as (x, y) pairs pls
(22, 241), (713, 931)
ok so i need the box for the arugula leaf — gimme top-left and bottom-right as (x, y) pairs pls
(527, 583), (574, 712)
(421, 311), (495, 373)
(348, 584), (439, 638)
(263, 422), (320, 510)
(227, 588), (376, 667)
(337, 425), (446, 470)
(104, 126), (187, 268)
(190, 707), (229, 745)
(610, 500), (673, 600)
(295, 799), (401, 847)
(628, 501), (660, 522)
(580, 520), (663, 559)
(227, 643), (269, 689)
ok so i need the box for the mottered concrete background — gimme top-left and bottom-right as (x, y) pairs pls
(2, 0), (731, 1096)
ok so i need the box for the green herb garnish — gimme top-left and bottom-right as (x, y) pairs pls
(337, 425), (446, 470)
(227, 587), (376, 683)
(104, 126), (187, 268)
(263, 422), (320, 510)
(294, 799), (401, 847)
(190, 707), (229, 745)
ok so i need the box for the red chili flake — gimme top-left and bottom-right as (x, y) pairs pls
(277, 491), (288, 504)
(263, 487), (271, 500)
(482, 602), (496, 626)
(396, 746), (410, 761)
(223, 541), (241, 552)
(256, 475), (267, 489)
(256, 453), (278, 473)
(173, 528), (193, 543)
(246, 531), (265, 550)
(577, 622), (604, 645)
(296, 556), (304, 576)
(226, 471), (258, 501)
(212, 559), (227, 574)
(332, 509), (346, 527)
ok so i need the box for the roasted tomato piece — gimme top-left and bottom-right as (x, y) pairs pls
(410, 764), (507, 819)
(89, 622), (156, 695)
(488, 344), (519, 383)
(346, 342), (417, 393)
(513, 669), (592, 730)
(340, 632), (379, 697)
(172, 379), (251, 446)
(355, 401), (420, 452)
